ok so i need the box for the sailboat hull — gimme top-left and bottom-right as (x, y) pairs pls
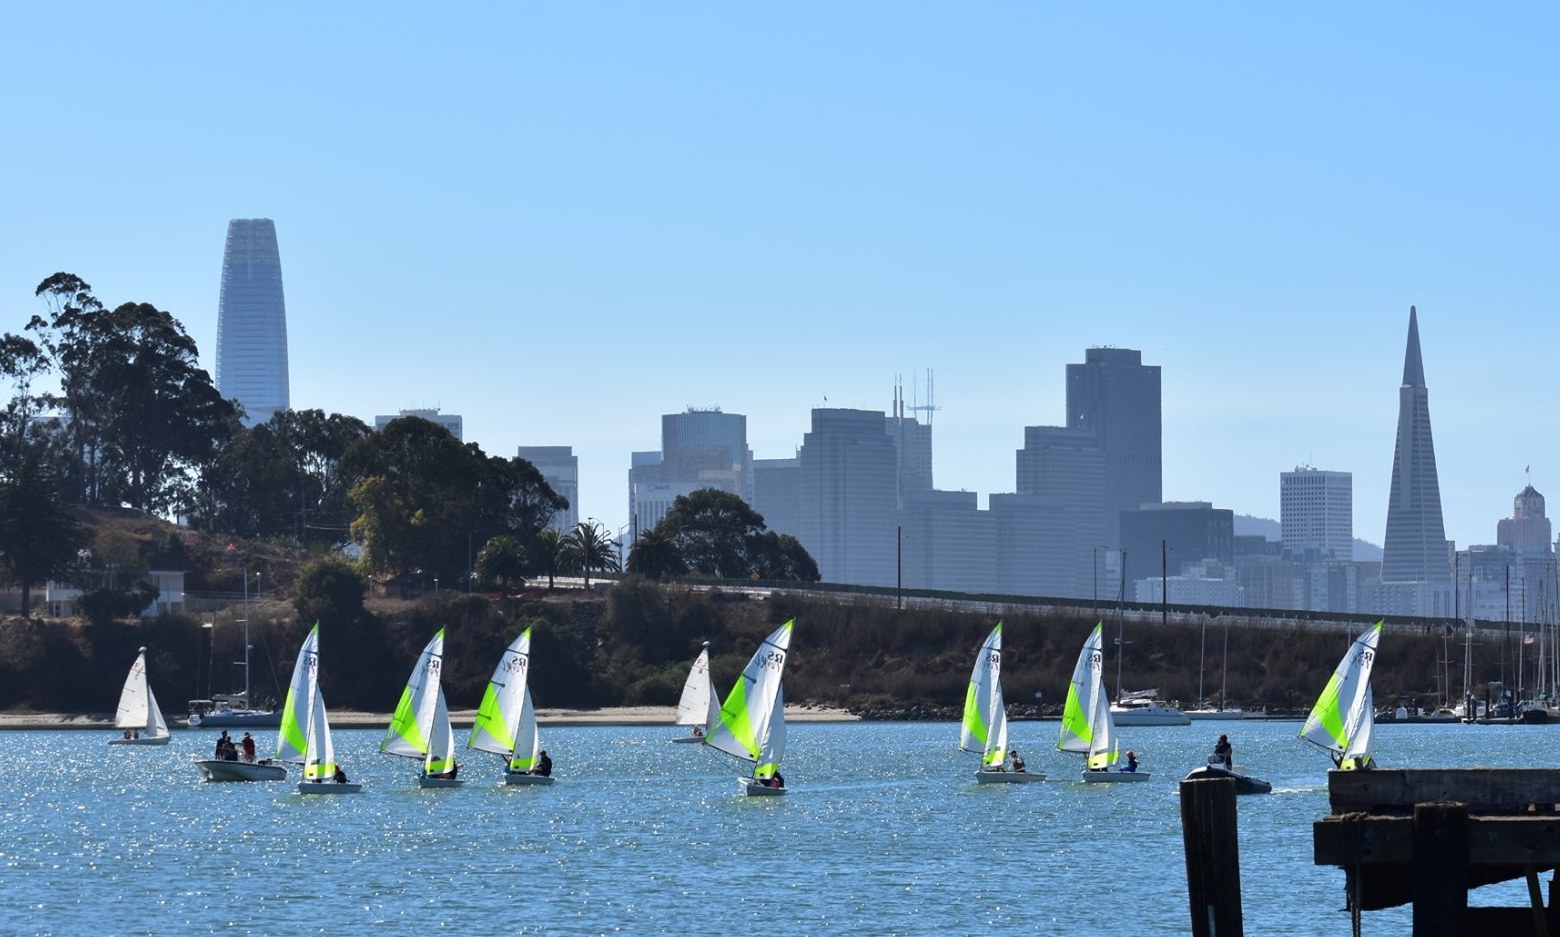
(670, 735), (705, 744)
(109, 736), (171, 746)
(740, 777), (788, 796)
(298, 781), (363, 794)
(416, 776), (464, 789)
(974, 769), (1047, 784)
(1081, 769), (1151, 783)
(503, 772), (556, 786)
(195, 758), (287, 782)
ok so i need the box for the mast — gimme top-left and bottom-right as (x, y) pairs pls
(242, 555), (251, 709)
(1114, 551), (1126, 703)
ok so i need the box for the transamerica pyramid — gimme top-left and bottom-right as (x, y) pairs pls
(1380, 306), (1451, 583)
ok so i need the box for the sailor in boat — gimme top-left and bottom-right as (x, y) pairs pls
(530, 750), (553, 777)
(240, 732), (256, 763)
(1212, 734), (1233, 770)
(333, 765), (350, 784)
(757, 770), (785, 789)
(1009, 750), (1026, 773)
(1123, 750), (1138, 773)
(690, 724), (704, 738)
(1331, 752), (1374, 770)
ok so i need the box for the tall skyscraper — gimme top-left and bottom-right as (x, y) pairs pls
(516, 446), (579, 533)
(1380, 307), (1452, 583)
(1280, 467), (1353, 560)
(1066, 348), (1161, 548)
(1496, 485), (1551, 555)
(660, 408), (754, 502)
(215, 219), (289, 425)
(796, 408), (899, 586)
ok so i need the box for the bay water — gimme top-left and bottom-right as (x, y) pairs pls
(1, 718), (1550, 935)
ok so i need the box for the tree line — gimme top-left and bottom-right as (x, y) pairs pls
(0, 273), (815, 616)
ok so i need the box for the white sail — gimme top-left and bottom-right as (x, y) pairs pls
(381, 629), (446, 761)
(1300, 620), (1382, 769)
(469, 627), (542, 772)
(675, 644), (717, 729)
(301, 681), (340, 782)
(1059, 624), (1116, 768)
(705, 620), (793, 778)
(276, 624), (321, 765)
(426, 689), (457, 775)
(959, 623), (1008, 769)
(113, 648), (170, 741)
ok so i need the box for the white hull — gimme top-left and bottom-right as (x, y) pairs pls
(1110, 702), (1191, 726)
(298, 781), (362, 794)
(670, 735), (706, 744)
(1081, 769), (1151, 783)
(194, 758), (287, 782)
(109, 736), (171, 746)
(974, 769), (1046, 784)
(503, 772), (556, 786)
(416, 776), (465, 789)
(187, 710), (281, 729)
(1184, 709), (1245, 721)
(740, 777), (788, 796)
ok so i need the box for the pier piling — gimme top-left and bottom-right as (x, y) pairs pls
(1180, 775), (1243, 937)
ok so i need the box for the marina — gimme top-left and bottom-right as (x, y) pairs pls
(3, 718), (1557, 935)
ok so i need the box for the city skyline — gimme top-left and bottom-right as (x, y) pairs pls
(4, 6), (1556, 552)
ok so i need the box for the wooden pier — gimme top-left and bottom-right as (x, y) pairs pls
(1313, 769), (1560, 936)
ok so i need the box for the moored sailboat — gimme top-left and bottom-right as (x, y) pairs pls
(1059, 624), (1148, 783)
(469, 627), (554, 786)
(705, 619), (793, 796)
(1300, 620), (1382, 771)
(671, 642), (717, 743)
(382, 628), (462, 788)
(961, 622), (1044, 784)
(109, 647), (171, 746)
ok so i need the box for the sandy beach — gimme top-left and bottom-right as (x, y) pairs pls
(0, 705), (860, 731)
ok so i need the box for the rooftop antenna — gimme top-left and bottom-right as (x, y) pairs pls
(907, 369), (941, 426)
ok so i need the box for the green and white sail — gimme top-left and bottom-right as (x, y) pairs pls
(276, 623), (321, 766)
(425, 689), (457, 776)
(114, 647), (170, 741)
(960, 623), (1008, 770)
(1059, 623), (1117, 769)
(1300, 620), (1382, 770)
(469, 627), (542, 773)
(675, 642), (719, 731)
(381, 629), (450, 772)
(704, 620), (793, 779)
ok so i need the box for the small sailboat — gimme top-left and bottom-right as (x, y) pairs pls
(1300, 620), (1382, 771)
(671, 642), (717, 743)
(381, 628), (463, 788)
(109, 647), (171, 746)
(960, 622), (1045, 784)
(469, 627), (554, 786)
(1060, 624), (1148, 783)
(705, 620), (793, 796)
(277, 623), (362, 793)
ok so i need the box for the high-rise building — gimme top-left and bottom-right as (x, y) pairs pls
(1380, 307), (1451, 583)
(1066, 347), (1161, 548)
(661, 408), (753, 502)
(899, 490), (995, 594)
(516, 446), (578, 533)
(1497, 485), (1552, 555)
(1015, 425), (1109, 558)
(1119, 501), (1234, 586)
(215, 219), (290, 425)
(374, 408), (463, 440)
(1280, 467), (1353, 560)
(796, 408), (899, 587)
(752, 457), (801, 538)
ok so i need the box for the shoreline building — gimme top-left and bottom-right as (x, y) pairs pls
(215, 219), (290, 426)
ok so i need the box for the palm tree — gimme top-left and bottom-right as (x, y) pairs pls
(532, 528), (563, 590)
(627, 527), (687, 580)
(562, 520), (620, 589)
(474, 534), (528, 593)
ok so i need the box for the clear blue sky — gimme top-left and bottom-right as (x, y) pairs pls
(4, 5), (1556, 552)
